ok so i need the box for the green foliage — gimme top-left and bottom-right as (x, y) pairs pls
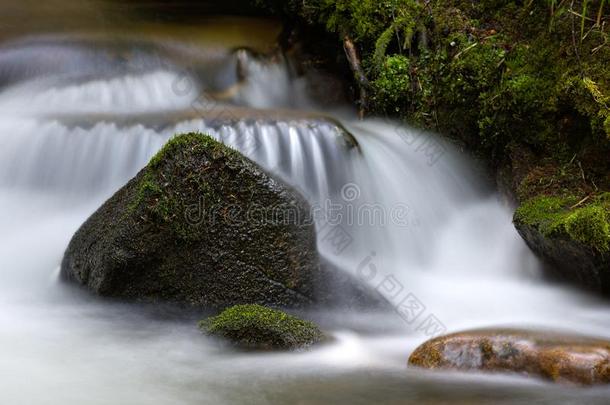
(320, 1), (415, 42)
(372, 5), (420, 68)
(373, 55), (411, 111)
(479, 72), (557, 149)
(374, 24), (399, 68)
(579, 77), (610, 137)
(256, 0), (610, 194)
(199, 304), (324, 350)
(450, 39), (505, 93)
(286, 0), (423, 60)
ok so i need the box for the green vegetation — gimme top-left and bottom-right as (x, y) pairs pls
(515, 194), (610, 252)
(199, 304), (324, 350)
(257, 0), (610, 255)
(259, 0), (610, 173)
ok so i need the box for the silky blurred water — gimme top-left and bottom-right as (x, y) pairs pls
(0, 3), (610, 404)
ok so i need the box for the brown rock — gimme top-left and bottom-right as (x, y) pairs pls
(409, 329), (610, 385)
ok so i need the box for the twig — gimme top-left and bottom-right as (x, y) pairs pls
(343, 35), (369, 119)
(570, 0), (585, 76)
(578, 160), (586, 181)
(569, 153), (577, 165)
(568, 9), (596, 22)
(592, 179), (599, 191)
(569, 194), (592, 209)
(453, 42), (479, 60)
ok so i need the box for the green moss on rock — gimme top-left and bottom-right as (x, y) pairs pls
(565, 204), (610, 253)
(128, 133), (247, 241)
(62, 132), (386, 309)
(513, 193), (610, 294)
(199, 304), (324, 350)
(515, 195), (610, 253)
(61, 132), (320, 307)
(514, 196), (579, 237)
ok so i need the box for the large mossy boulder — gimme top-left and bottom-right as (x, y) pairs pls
(61, 132), (381, 309)
(409, 329), (610, 386)
(513, 195), (610, 295)
(199, 304), (324, 350)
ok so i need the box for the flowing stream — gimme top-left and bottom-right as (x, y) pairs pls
(1, 4), (610, 404)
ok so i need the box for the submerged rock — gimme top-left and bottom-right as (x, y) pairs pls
(199, 304), (324, 350)
(409, 329), (610, 385)
(61, 132), (382, 309)
(513, 195), (610, 295)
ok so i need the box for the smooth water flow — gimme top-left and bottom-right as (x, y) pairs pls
(1, 32), (610, 404)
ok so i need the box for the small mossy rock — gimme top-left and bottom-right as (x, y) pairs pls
(199, 304), (324, 350)
(513, 195), (610, 295)
(61, 132), (382, 309)
(409, 329), (610, 386)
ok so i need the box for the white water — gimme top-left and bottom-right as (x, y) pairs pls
(1, 35), (610, 404)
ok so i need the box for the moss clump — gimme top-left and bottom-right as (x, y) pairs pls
(128, 132), (249, 241)
(515, 194), (610, 253)
(147, 132), (240, 170)
(199, 304), (324, 350)
(372, 55), (411, 112)
(564, 204), (610, 252)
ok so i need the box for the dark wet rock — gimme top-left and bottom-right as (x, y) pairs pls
(513, 195), (610, 295)
(409, 329), (610, 386)
(515, 222), (610, 294)
(61, 132), (384, 309)
(199, 304), (324, 350)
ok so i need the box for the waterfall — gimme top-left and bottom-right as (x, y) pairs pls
(1, 33), (609, 404)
